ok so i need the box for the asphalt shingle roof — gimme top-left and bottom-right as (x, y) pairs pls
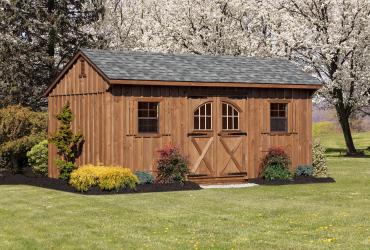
(81, 49), (321, 85)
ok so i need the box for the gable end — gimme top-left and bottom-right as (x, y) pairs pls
(44, 52), (110, 97)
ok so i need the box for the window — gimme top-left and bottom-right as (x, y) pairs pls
(194, 102), (212, 130)
(222, 102), (239, 130)
(79, 59), (86, 78)
(270, 103), (288, 132)
(138, 102), (159, 133)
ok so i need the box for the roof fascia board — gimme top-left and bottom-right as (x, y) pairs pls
(109, 79), (322, 90)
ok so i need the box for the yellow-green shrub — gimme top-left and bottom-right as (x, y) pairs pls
(69, 165), (138, 192)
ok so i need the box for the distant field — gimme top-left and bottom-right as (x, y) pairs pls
(314, 130), (370, 156)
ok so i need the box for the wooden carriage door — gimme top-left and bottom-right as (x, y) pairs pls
(187, 97), (216, 177)
(215, 97), (247, 177)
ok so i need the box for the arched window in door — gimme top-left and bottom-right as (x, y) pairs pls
(194, 102), (212, 130)
(222, 102), (239, 130)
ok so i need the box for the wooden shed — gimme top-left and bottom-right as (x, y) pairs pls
(45, 49), (321, 183)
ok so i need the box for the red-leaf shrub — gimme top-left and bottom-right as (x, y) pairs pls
(260, 146), (292, 180)
(156, 144), (189, 184)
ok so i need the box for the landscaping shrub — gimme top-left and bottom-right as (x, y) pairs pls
(312, 140), (328, 177)
(50, 102), (84, 180)
(260, 147), (292, 180)
(156, 144), (189, 184)
(135, 171), (154, 184)
(69, 165), (138, 192)
(0, 105), (47, 173)
(27, 140), (48, 176)
(295, 165), (314, 177)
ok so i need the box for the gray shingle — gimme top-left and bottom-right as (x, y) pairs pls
(81, 49), (321, 85)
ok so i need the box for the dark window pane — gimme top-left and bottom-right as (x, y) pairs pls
(279, 103), (286, 111)
(206, 103), (211, 116)
(228, 105), (232, 115)
(149, 110), (157, 117)
(194, 109), (199, 116)
(200, 117), (205, 130)
(228, 117), (232, 129)
(222, 117), (227, 130)
(138, 102), (148, 109)
(222, 103), (227, 116)
(138, 110), (148, 117)
(138, 119), (158, 133)
(233, 108), (238, 116)
(194, 117), (199, 130)
(233, 117), (238, 129)
(200, 104), (205, 116)
(149, 102), (158, 109)
(271, 118), (287, 132)
(279, 110), (286, 117)
(271, 103), (279, 111)
(206, 117), (212, 129)
(271, 110), (279, 117)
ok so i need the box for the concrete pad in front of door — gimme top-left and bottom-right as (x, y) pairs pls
(200, 183), (259, 189)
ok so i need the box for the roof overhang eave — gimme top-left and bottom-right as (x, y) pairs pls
(109, 79), (322, 90)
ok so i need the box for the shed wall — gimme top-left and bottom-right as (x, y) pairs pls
(47, 57), (109, 177)
(48, 84), (313, 179)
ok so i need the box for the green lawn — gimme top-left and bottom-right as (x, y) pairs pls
(317, 131), (370, 156)
(1, 134), (370, 249)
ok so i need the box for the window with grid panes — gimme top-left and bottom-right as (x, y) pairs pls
(270, 103), (288, 132)
(138, 102), (159, 133)
(194, 102), (212, 130)
(222, 102), (239, 130)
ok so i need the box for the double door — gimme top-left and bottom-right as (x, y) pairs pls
(187, 96), (247, 177)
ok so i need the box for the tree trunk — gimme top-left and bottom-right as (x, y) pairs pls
(336, 109), (357, 155)
(10, 155), (20, 174)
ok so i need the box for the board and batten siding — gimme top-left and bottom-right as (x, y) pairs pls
(48, 58), (314, 179)
(47, 56), (109, 177)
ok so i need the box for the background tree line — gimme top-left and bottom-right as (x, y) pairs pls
(0, 0), (369, 155)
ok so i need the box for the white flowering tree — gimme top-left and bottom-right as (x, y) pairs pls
(103, 0), (275, 56)
(270, 0), (370, 155)
(101, 0), (370, 155)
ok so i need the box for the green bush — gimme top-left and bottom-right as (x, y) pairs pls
(69, 165), (138, 192)
(312, 140), (328, 177)
(295, 165), (314, 177)
(262, 164), (292, 180)
(27, 140), (48, 176)
(156, 144), (189, 184)
(50, 102), (83, 180)
(0, 105), (47, 173)
(135, 171), (154, 184)
(260, 147), (292, 180)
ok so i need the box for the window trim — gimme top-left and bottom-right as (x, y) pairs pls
(221, 101), (240, 131)
(193, 102), (213, 131)
(269, 101), (289, 133)
(135, 98), (163, 136)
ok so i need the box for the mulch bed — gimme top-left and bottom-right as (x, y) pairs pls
(0, 171), (202, 195)
(249, 176), (335, 185)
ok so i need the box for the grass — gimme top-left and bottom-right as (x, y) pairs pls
(315, 131), (370, 156)
(0, 133), (370, 249)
